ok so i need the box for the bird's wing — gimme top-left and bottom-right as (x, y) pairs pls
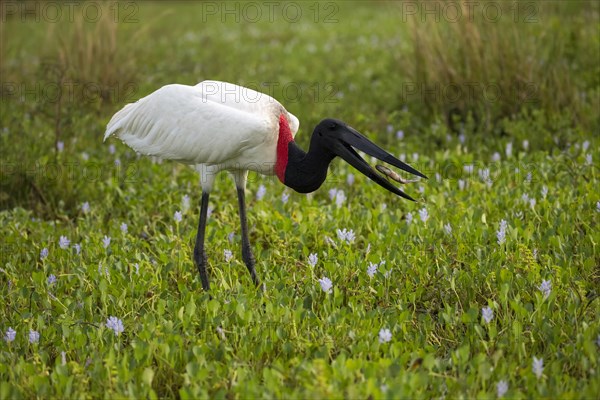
(105, 84), (277, 165)
(195, 80), (299, 137)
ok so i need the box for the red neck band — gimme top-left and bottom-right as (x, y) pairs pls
(275, 114), (293, 183)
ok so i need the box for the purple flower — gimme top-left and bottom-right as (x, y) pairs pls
(582, 140), (590, 152)
(505, 142), (513, 158)
(281, 192), (289, 203)
(81, 202), (90, 214)
(336, 228), (355, 244)
(444, 223), (452, 235)
(367, 262), (378, 278)
(224, 249), (233, 262)
(406, 212), (413, 225)
(318, 277), (333, 293)
(105, 316), (124, 336)
(538, 279), (551, 299)
(256, 185), (266, 200)
(529, 198), (536, 209)
(482, 306), (493, 324)
(174, 211), (182, 223)
(308, 253), (318, 267)
(56, 141), (64, 152)
(47, 274), (57, 286)
(59, 236), (70, 250)
(181, 194), (190, 212)
(40, 248), (49, 260)
(396, 130), (404, 140)
(328, 188), (338, 201)
(496, 380), (508, 398)
(532, 356), (544, 379)
(378, 328), (392, 343)
(418, 208), (429, 223)
(346, 173), (355, 185)
(120, 223), (128, 234)
(102, 235), (111, 249)
(4, 327), (16, 343)
(73, 243), (81, 255)
(335, 190), (346, 208)
(108, 144), (116, 154)
(29, 330), (40, 344)
(497, 219), (508, 245)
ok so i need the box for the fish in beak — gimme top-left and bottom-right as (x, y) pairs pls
(321, 119), (427, 201)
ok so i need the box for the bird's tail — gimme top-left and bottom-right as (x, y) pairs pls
(104, 102), (137, 142)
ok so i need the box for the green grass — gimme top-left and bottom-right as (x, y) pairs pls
(1, 1), (599, 398)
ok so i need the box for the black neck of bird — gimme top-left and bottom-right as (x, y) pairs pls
(283, 137), (335, 193)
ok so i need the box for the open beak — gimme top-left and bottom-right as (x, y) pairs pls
(332, 126), (427, 201)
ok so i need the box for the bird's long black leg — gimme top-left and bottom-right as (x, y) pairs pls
(193, 191), (210, 291)
(236, 186), (262, 290)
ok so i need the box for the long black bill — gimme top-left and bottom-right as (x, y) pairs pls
(333, 127), (427, 201)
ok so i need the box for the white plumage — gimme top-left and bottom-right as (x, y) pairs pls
(104, 80), (299, 186)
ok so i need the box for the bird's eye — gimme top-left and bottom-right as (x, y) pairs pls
(329, 122), (337, 130)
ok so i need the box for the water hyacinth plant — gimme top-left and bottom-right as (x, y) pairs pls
(482, 306), (494, 324)
(336, 228), (356, 244)
(378, 328), (392, 344)
(105, 317), (124, 336)
(28, 330), (40, 344)
(256, 184), (266, 200)
(308, 253), (318, 267)
(318, 277), (333, 294)
(4, 328), (16, 343)
(0, 2), (598, 398)
(496, 380), (508, 398)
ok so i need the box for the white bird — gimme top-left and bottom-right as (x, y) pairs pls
(105, 80), (425, 291)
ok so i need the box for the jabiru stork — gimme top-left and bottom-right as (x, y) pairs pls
(104, 80), (426, 292)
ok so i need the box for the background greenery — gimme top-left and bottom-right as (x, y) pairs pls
(1, 1), (598, 398)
